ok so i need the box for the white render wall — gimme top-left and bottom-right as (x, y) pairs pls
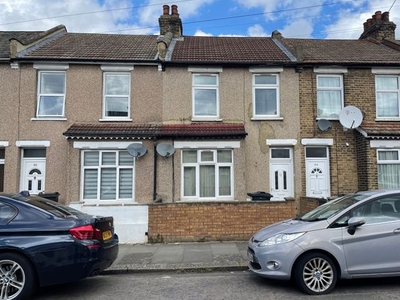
(69, 203), (148, 244)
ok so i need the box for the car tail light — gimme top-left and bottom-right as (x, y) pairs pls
(70, 225), (102, 241)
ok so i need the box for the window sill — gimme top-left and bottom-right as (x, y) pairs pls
(251, 117), (283, 121)
(191, 118), (222, 122)
(31, 117), (67, 121)
(99, 118), (133, 122)
(375, 118), (400, 121)
(78, 201), (138, 206)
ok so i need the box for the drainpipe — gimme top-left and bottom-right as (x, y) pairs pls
(153, 138), (157, 201)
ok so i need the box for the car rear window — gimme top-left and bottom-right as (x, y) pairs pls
(11, 195), (89, 219)
(0, 202), (17, 223)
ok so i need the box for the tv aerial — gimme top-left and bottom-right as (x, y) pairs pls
(127, 143), (147, 158)
(156, 143), (175, 158)
(317, 119), (331, 131)
(339, 106), (363, 129)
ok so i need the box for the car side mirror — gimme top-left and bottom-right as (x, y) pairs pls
(347, 217), (366, 235)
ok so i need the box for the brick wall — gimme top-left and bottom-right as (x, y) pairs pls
(299, 196), (326, 216)
(147, 200), (296, 243)
(299, 68), (376, 196)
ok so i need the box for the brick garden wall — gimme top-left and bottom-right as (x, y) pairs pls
(147, 200), (296, 243)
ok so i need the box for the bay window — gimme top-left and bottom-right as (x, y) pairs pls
(182, 149), (233, 200)
(82, 150), (134, 200)
(377, 149), (400, 189)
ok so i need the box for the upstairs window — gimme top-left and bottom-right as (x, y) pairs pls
(37, 71), (66, 117)
(253, 74), (279, 117)
(192, 74), (219, 119)
(103, 72), (131, 119)
(316, 75), (343, 119)
(376, 76), (400, 118)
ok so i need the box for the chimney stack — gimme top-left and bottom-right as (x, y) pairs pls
(360, 11), (396, 40)
(158, 4), (183, 38)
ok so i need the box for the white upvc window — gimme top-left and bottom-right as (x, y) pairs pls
(253, 74), (279, 117)
(316, 74), (344, 119)
(377, 149), (400, 189)
(192, 74), (219, 119)
(375, 75), (400, 118)
(37, 71), (66, 117)
(103, 72), (131, 119)
(182, 149), (233, 200)
(81, 150), (134, 201)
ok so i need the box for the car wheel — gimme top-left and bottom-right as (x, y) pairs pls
(293, 252), (337, 295)
(0, 253), (36, 300)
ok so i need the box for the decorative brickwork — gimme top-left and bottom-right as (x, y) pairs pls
(148, 200), (296, 243)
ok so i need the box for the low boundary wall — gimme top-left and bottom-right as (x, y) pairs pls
(148, 200), (296, 243)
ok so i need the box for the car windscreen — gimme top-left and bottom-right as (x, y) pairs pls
(299, 193), (369, 221)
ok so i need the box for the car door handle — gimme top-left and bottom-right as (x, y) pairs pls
(394, 229), (400, 234)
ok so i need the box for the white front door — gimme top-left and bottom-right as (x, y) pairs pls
(270, 162), (293, 199)
(306, 159), (329, 197)
(269, 148), (294, 200)
(21, 159), (46, 194)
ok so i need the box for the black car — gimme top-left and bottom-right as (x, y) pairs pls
(0, 192), (119, 300)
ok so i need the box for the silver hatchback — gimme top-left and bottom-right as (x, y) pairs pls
(248, 190), (400, 295)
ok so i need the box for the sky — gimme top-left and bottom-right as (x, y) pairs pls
(0, 0), (399, 39)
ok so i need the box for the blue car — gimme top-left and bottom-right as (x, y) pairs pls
(0, 192), (119, 300)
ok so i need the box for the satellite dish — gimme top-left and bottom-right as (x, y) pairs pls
(156, 143), (175, 157)
(317, 119), (331, 131)
(127, 143), (147, 158)
(339, 106), (363, 129)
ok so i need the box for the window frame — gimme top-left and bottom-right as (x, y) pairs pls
(192, 73), (220, 120)
(181, 149), (234, 200)
(316, 74), (344, 120)
(252, 73), (280, 118)
(36, 70), (66, 118)
(80, 150), (135, 202)
(375, 75), (400, 119)
(102, 71), (131, 120)
(377, 149), (400, 189)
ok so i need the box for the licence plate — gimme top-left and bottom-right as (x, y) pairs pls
(102, 230), (112, 241)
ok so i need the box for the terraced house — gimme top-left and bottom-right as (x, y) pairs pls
(1, 6), (400, 242)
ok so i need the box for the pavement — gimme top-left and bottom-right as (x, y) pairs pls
(102, 241), (249, 275)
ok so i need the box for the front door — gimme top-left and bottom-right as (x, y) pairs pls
(305, 147), (330, 198)
(21, 160), (46, 194)
(270, 163), (292, 199)
(306, 160), (329, 197)
(269, 148), (294, 200)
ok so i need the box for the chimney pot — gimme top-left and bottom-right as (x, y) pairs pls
(367, 18), (373, 26)
(382, 11), (389, 22)
(375, 11), (382, 21)
(363, 22), (367, 30)
(163, 5), (169, 15)
(171, 5), (179, 16)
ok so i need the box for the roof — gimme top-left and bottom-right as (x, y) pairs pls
(0, 31), (44, 58)
(357, 121), (400, 139)
(279, 38), (400, 64)
(21, 33), (159, 61)
(63, 123), (247, 139)
(170, 36), (292, 64)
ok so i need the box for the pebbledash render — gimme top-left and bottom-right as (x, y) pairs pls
(1, 6), (400, 242)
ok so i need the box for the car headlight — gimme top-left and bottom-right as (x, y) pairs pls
(259, 232), (305, 246)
